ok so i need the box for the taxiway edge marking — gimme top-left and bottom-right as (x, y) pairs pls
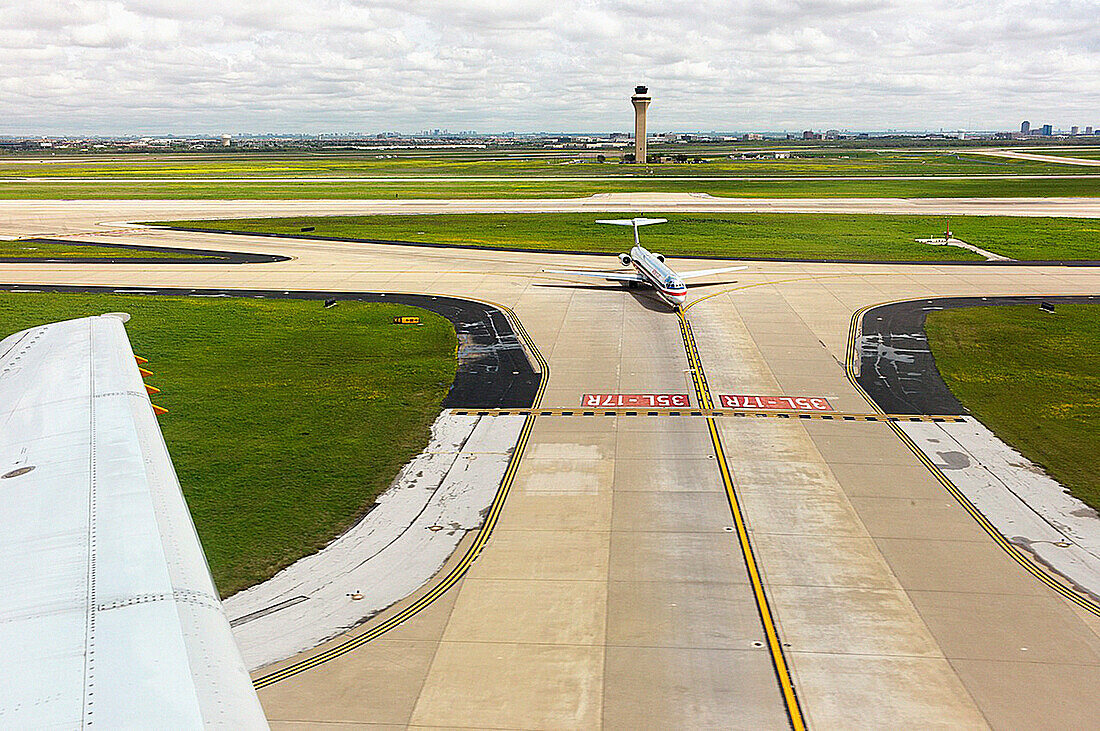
(677, 310), (806, 731)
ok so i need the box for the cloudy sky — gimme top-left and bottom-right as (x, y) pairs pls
(2, 0), (1097, 135)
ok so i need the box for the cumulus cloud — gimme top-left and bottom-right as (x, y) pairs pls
(0, 0), (1096, 134)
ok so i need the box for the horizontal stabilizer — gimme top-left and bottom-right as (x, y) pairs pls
(595, 218), (668, 227)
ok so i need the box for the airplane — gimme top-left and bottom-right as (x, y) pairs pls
(542, 218), (747, 308)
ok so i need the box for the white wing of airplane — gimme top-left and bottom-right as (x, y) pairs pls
(0, 315), (268, 728)
(677, 264), (748, 280)
(541, 269), (646, 282)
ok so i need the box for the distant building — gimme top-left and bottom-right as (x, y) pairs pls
(802, 130), (816, 140)
(1071, 126), (1079, 136)
(1040, 124), (1053, 136)
(1087, 126), (1095, 135)
(1020, 120), (1030, 134)
(824, 129), (839, 140)
(221, 134), (231, 147)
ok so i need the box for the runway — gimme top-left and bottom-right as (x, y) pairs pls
(3, 203), (1100, 728)
(977, 150), (1100, 167)
(5, 193), (1100, 238)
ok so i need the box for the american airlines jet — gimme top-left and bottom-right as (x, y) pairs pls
(543, 218), (746, 308)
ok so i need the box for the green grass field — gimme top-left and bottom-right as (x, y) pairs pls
(0, 293), (457, 596)
(158, 212), (1100, 261)
(925, 304), (1100, 510)
(2, 148), (1094, 177)
(0, 240), (212, 259)
(2, 176), (1097, 199)
(2, 148), (1099, 199)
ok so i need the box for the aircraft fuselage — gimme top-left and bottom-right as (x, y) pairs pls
(628, 245), (687, 308)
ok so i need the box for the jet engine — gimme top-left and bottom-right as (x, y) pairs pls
(618, 253), (632, 266)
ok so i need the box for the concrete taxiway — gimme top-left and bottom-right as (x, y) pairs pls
(2, 198), (1100, 728)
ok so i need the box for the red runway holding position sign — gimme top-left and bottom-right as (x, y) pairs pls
(719, 394), (833, 411)
(582, 393), (691, 408)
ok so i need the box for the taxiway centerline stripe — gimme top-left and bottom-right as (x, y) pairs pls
(677, 309), (806, 731)
(844, 300), (1100, 618)
(253, 302), (549, 688)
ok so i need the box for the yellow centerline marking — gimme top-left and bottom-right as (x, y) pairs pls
(845, 298), (1100, 619)
(253, 300), (549, 688)
(677, 309), (806, 730)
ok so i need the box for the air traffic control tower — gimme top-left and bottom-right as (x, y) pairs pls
(631, 85), (651, 163)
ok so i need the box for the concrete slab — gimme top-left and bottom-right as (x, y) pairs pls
(789, 653), (987, 728)
(770, 585), (943, 657)
(472, 529), (611, 582)
(612, 456), (724, 493)
(908, 590), (1100, 665)
(752, 533), (903, 590)
(602, 647), (789, 730)
(605, 580), (765, 649)
(611, 491), (733, 533)
(409, 641), (605, 729)
(608, 531), (749, 584)
(950, 658), (1100, 729)
(441, 578), (606, 647)
(847, 495), (990, 541)
(260, 639), (437, 727)
(874, 537), (1052, 596)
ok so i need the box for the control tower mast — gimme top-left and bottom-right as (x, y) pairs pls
(631, 85), (651, 164)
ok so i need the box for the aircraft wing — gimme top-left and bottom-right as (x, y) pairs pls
(678, 265), (748, 280)
(542, 269), (646, 283)
(0, 315), (268, 728)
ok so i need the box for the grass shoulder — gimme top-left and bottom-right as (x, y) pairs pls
(925, 304), (1100, 510)
(156, 212), (1100, 262)
(0, 293), (457, 596)
(0, 239), (215, 260)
